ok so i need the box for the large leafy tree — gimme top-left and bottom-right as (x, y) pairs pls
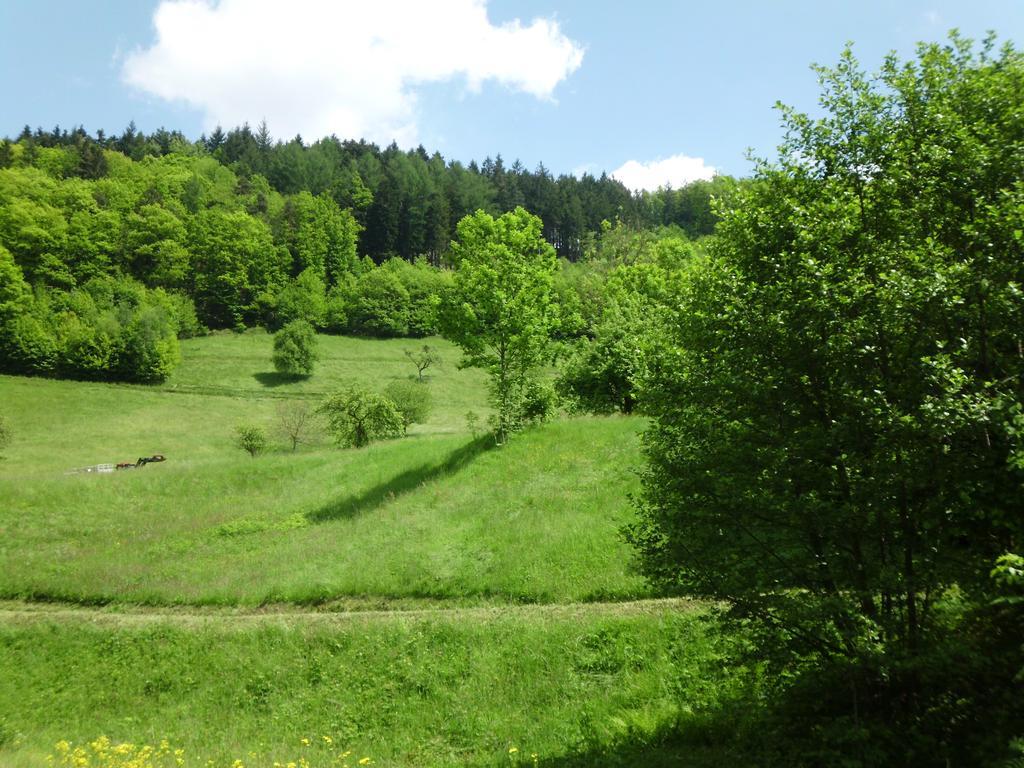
(630, 35), (1024, 759)
(440, 207), (558, 442)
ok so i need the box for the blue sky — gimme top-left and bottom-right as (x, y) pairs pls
(1, 0), (1022, 188)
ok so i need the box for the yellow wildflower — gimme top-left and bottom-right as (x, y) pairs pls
(358, 758), (372, 765)
(509, 746), (519, 754)
(301, 738), (311, 747)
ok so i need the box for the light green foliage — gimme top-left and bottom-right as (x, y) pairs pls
(344, 266), (410, 336)
(515, 376), (557, 425)
(383, 257), (452, 336)
(993, 553), (1024, 605)
(0, 274), (180, 382)
(123, 204), (189, 288)
(160, 291), (204, 339)
(272, 319), (318, 376)
(318, 384), (403, 447)
(322, 281), (349, 333)
(117, 303), (181, 382)
(272, 267), (327, 329)
(190, 209), (287, 328)
(234, 423), (267, 457)
(440, 207), (558, 442)
(558, 240), (688, 415)
(0, 244), (30, 319)
(384, 378), (432, 434)
(280, 191), (361, 290)
(630, 34), (1024, 761)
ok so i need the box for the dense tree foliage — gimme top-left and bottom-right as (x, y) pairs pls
(318, 385), (403, 448)
(630, 35), (1024, 764)
(272, 319), (318, 377)
(1, 123), (729, 382)
(558, 228), (695, 414)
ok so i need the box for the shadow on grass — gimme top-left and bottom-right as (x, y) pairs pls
(533, 719), (745, 768)
(536, 744), (733, 768)
(304, 435), (495, 524)
(254, 371), (309, 388)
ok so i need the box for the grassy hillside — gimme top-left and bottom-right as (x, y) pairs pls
(0, 333), (720, 767)
(0, 417), (648, 605)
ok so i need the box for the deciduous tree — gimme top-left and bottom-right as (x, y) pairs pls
(440, 207), (558, 443)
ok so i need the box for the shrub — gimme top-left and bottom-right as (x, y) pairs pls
(384, 379), (432, 434)
(162, 291), (205, 338)
(117, 304), (180, 383)
(519, 377), (558, 425)
(318, 385), (403, 448)
(234, 424), (267, 457)
(272, 319), (318, 377)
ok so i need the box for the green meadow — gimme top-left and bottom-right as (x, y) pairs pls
(0, 333), (726, 766)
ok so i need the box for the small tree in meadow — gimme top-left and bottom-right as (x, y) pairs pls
(276, 400), (318, 451)
(384, 379), (432, 435)
(272, 319), (318, 377)
(235, 423), (267, 457)
(404, 344), (441, 382)
(318, 385), (403, 448)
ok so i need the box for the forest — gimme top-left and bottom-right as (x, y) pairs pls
(0, 117), (732, 382)
(1, 32), (1023, 768)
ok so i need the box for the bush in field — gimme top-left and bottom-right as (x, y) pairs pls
(272, 319), (318, 377)
(234, 424), (267, 457)
(518, 378), (557, 425)
(384, 379), (432, 434)
(318, 385), (403, 448)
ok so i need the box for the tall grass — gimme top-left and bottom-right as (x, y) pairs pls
(0, 606), (734, 767)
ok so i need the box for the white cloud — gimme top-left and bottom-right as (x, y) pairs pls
(122, 0), (584, 146)
(611, 154), (716, 192)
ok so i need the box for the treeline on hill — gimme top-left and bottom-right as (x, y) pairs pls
(0, 123), (732, 382)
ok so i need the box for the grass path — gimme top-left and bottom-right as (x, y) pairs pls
(0, 596), (699, 628)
